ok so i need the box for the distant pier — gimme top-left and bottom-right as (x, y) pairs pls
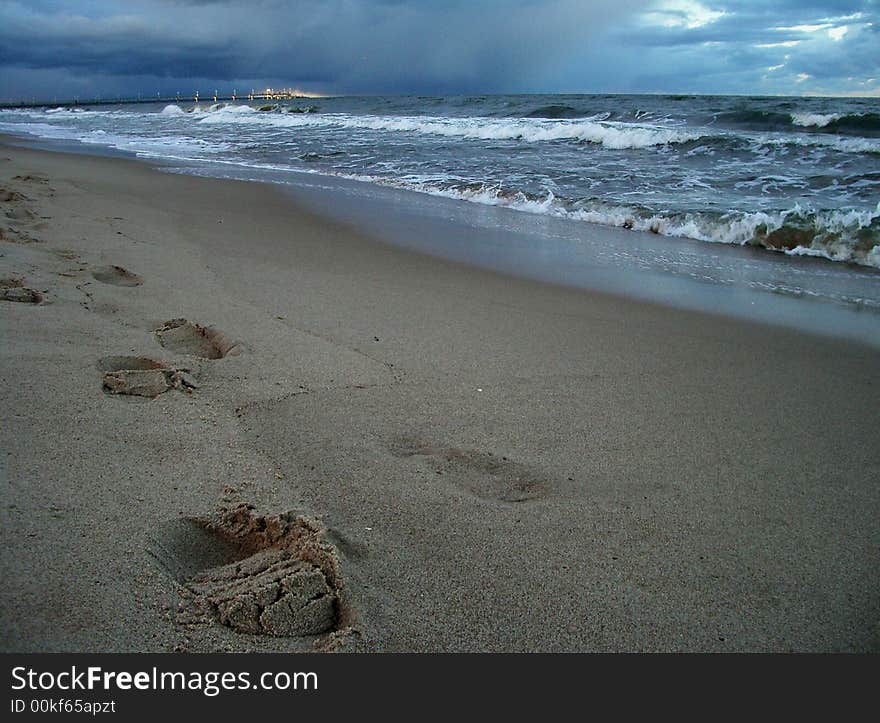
(0, 88), (321, 110)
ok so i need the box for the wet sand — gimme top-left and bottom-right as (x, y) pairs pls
(1, 138), (878, 652)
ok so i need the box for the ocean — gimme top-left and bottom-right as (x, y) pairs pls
(2, 93), (879, 340)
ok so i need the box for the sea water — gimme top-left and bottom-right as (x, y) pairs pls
(2, 94), (878, 341)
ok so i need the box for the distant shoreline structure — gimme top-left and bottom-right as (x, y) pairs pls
(4, 89), (880, 109)
(0, 87), (327, 110)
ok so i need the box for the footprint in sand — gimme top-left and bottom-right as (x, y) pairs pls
(0, 188), (30, 204)
(98, 355), (197, 397)
(155, 318), (241, 359)
(12, 174), (49, 185)
(4, 206), (38, 224)
(149, 505), (345, 637)
(53, 250), (80, 261)
(388, 437), (551, 503)
(1, 278), (43, 304)
(0, 188), (39, 241)
(2, 205), (46, 234)
(9, 175), (55, 199)
(92, 265), (143, 287)
(0, 224), (39, 244)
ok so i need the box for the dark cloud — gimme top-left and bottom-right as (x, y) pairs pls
(0, 1), (876, 100)
(0, 0), (647, 98)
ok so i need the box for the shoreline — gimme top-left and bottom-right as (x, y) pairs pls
(1, 140), (878, 652)
(4, 130), (880, 352)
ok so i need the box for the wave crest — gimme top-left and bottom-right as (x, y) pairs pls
(791, 112), (841, 128)
(197, 111), (698, 149)
(577, 202), (880, 268)
(718, 109), (880, 137)
(357, 175), (880, 268)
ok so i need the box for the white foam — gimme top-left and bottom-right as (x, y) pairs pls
(755, 134), (880, 154)
(334, 174), (880, 268)
(40, 107), (115, 118)
(791, 112), (841, 128)
(4, 100), (878, 269)
(173, 103), (255, 116)
(197, 111), (699, 149)
(0, 116), (231, 160)
(208, 104), (257, 115)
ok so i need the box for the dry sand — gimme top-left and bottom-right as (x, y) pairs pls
(1, 138), (878, 652)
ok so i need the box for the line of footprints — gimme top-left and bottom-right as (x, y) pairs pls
(102, 312), (242, 397)
(2, 258), (240, 398)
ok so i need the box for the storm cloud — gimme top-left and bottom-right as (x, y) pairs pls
(0, 0), (877, 100)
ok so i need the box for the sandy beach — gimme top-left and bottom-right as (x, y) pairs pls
(1, 137), (878, 652)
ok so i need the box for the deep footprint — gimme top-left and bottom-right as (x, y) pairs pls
(12, 174), (50, 186)
(4, 206), (36, 222)
(0, 225), (39, 244)
(92, 265), (143, 287)
(98, 355), (196, 397)
(1, 278), (42, 304)
(155, 318), (240, 359)
(389, 437), (551, 503)
(0, 188), (30, 203)
(152, 505), (345, 637)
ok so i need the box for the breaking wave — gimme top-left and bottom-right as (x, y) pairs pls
(823, 112), (880, 137)
(355, 176), (880, 268)
(717, 109), (880, 137)
(162, 103), (257, 116)
(179, 104), (880, 154)
(4, 94), (879, 273)
(791, 112), (842, 128)
(790, 112), (880, 136)
(755, 134), (880, 154)
(196, 109), (699, 149)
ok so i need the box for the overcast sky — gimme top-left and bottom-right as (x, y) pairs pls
(0, 0), (877, 101)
